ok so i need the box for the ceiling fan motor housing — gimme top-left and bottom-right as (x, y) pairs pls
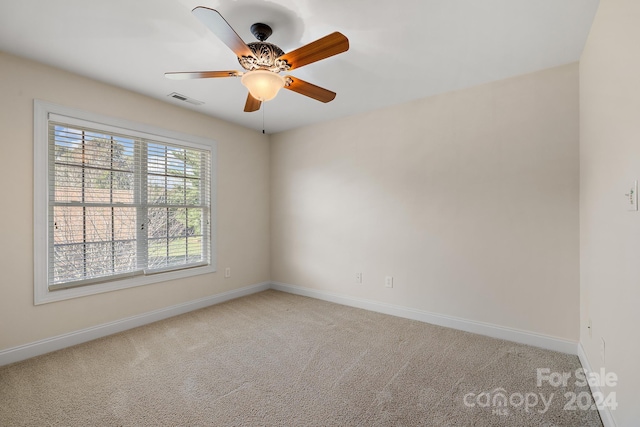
(238, 42), (291, 73)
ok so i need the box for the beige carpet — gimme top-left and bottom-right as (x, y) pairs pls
(1, 290), (602, 426)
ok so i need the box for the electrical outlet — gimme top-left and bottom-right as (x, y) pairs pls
(224, 267), (231, 278)
(355, 272), (362, 283)
(600, 338), (606, 363)
(385, 276), (393, 288)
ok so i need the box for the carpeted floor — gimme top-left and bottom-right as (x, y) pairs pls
(1, 290), (602, 426)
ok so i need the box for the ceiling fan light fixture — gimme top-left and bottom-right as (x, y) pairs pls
(241, 69), (285, 101)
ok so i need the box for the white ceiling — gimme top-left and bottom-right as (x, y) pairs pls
(0, 0), (599, 134)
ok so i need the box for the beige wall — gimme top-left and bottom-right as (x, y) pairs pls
(580, 0), (640, 425)
(271, 63), (580, 340)
(0, 52), (270, 350)
(0, 51), (582, 354)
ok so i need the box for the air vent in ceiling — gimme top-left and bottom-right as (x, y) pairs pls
(167, 92), (204, 106)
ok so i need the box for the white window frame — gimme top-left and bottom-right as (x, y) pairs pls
(34, 100), (217, 304)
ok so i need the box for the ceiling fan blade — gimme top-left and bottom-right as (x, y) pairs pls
(244, 93), (262, 112)
(192, 7), (254, 58)
(165, 71), (240, 80)
(285, 77), (337, 103)
(278, 32), (349, 70)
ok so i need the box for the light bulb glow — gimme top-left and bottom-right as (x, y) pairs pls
(241, 70), (285, 101)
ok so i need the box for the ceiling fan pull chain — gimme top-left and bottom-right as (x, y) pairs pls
(262, 103), (266, 134)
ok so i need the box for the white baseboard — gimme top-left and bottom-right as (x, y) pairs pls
(0, 282), (270, 367)
(0, 281), (579, 368)
(577, 343), (618, 427)
(271, 282), (578, 355)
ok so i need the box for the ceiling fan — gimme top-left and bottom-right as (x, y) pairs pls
(166, 7), (349, 112)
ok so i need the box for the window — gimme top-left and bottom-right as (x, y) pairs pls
(34, 100), (216, 304)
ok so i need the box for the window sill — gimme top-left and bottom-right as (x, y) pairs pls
(35, 263), (216, 305)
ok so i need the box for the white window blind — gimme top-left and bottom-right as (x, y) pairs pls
(44, 114), (212, 292)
